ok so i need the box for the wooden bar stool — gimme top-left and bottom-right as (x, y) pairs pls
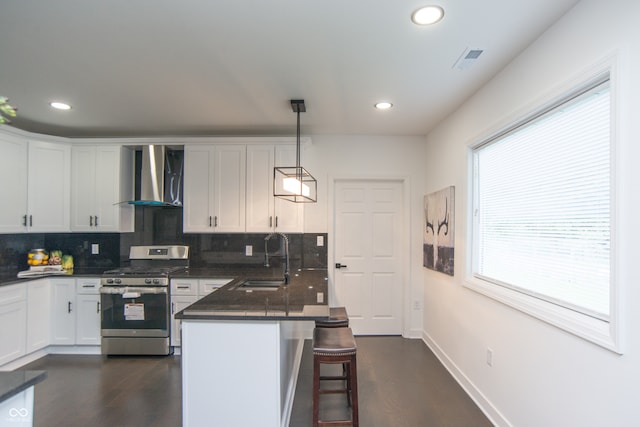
(315, 306), (349, 328)
(315, 307), (350, 382)
(312, 327), (359, 427)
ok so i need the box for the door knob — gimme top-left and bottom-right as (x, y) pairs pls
(335, 263), (348, 269)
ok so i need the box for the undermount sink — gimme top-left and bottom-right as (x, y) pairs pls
(232, 279), (285, 291)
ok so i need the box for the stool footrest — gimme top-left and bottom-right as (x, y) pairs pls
(318, 421), (355, 426)
(320, 389), (348, 395)
(320, 375), (347, 381)
(318, 421), (354, 426)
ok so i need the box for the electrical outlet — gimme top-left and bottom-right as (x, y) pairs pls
(486, 348), (493, 367)
(245, 245), (253, 256)
(317, 292), (324, 303)
(413, 300), (421, 310)
(91, 244), (99, 255)
(317, 235), (324, 246)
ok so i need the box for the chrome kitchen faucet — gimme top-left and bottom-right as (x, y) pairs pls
(264, 232), (290, 284)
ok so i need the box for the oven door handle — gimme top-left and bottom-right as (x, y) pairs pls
(99, 286), (168, 295)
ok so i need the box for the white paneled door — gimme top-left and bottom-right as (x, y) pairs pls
(333, 180), (404, 335)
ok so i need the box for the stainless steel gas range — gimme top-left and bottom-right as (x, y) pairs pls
(99, 245), (189, 355)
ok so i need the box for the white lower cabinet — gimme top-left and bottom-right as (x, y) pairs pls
(198, 278), (234, 296)
(50, 278), (101, 346)
(26, 279), (51, 353)
(75, 279), (101, 345)
(171, 296), (198, 347)
(0, 284), (27, 366)
(0, 277), (101, 368)
(170, 278), (232, 347)
(50, 279), (76, 345)
(170, 279), (198, 347)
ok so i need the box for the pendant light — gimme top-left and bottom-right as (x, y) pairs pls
(274, 99), (317, 203)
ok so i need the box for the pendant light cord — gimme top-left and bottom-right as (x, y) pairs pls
(296, 108), (301, 180)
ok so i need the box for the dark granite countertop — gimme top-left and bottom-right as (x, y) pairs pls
(0, 370), (47, 404)
(0, 267), (105, 287)
(175, 267), (329, 321)
(1, 264), (330, 321)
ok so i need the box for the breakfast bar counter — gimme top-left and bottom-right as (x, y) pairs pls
(175, 268), (329, 427)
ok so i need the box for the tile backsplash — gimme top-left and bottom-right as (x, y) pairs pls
(0, 206), (327, 273)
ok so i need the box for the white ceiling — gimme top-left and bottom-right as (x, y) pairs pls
(0, 0), (579, 138)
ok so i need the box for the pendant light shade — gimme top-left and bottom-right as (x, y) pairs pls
(274, 100), (317, 203)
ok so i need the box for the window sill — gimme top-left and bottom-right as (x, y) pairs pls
(464, 275), (622, 354)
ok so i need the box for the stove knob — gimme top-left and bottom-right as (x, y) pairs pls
(145, 278), (152, 284)
(153, 278), (160, 285)
(115, 278), (122, 284)
(106, 278), (114, 284)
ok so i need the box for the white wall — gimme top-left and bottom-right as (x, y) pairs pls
(422, 1), (640, 426)
(302, 134), (428, 337)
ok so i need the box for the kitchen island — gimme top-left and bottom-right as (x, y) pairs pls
(175, 267), (329, 427)
(0, 370), (47, 426)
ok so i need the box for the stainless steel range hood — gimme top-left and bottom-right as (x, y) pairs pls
(128, 145), (183, 206)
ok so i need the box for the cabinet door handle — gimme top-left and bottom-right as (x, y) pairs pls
(22, 215), (27, 227)
(171, 302), (175, 314)
(269, 216), (273, 227)
(96, 301), (100, 314)
(90, 216), (94, 227)
(29, 215), (33, 227)
(68, 301), (72, 313)
(214, 216), (218, 227)
(177, 285), (189, 289)
(275, 216), (278, 228)
(95, 216), (98, 227)
(209, 216), (212, 227)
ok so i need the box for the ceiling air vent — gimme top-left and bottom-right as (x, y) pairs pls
(453, 48), (484, 71)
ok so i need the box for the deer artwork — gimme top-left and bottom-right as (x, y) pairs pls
(423, 187), (455, 275)
(437, 198), (449, 237)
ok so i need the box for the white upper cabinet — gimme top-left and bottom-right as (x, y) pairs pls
(246, 144), (303, 233)
(0, 133), (28, 233)
(183, 144), (246, 233)
(71, 145), (134, 232)
(246, 144), (275, 232)
(0, 132), (71, 233)
(27, 140), (71, 232)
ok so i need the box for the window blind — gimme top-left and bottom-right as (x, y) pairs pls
(473, 80), (611, 320)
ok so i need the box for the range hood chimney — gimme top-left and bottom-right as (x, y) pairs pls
(129, 145), (183, 206)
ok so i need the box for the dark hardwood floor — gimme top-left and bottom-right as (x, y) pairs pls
(290, 337), (492, 426)
(23, 354), (182, 427)
(22, 337), (492, 427)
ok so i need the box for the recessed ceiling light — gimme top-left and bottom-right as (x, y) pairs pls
(50, 101), (71, 110)
(375, 102), (393, 110)
(411, 5), (445, 25)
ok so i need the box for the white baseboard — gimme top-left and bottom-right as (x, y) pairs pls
(0, 345), (101, 371)
(47, 345), (101, 355)
(404, 328), (423, 339)
(0, 349), (48, 371)
(422, 331), (510, 427)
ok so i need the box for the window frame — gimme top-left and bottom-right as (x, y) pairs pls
(465, 68), (621, 353)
